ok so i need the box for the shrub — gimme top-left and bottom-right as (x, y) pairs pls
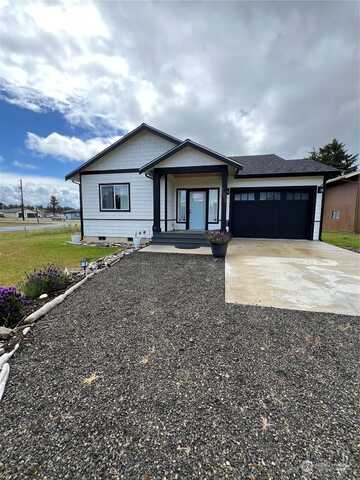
(205, 230), (232, 245)
(0, 287), (29, 328)
(21, 264), (69, 299)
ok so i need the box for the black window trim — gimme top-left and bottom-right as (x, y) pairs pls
(207, 188), (220, 224)
(176, 187), (220, 225)
(234, 191), (256, 202)
(99, 183), (131, 212)
(259, 191), (281, 201)
(176, 188), (187, 224)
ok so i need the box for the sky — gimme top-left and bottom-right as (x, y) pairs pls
(0, 0), (359, 208)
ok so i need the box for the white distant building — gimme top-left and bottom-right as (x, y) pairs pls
(64, 209), (80, 220)
(1, 208), (41, 219)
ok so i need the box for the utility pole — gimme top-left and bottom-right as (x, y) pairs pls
(19, 179), (25, 221)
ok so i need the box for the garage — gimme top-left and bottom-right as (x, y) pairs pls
(229, 187), (316, 239)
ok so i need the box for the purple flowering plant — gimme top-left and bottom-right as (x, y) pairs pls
(0, 287), (29, 328)
(22, 264), (69, 299)
(205, 230), (232, 245)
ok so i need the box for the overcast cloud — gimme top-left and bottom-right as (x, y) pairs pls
(0, 0), (359, 205)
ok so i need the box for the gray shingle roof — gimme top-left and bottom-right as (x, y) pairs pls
(230, 154), (339, 176)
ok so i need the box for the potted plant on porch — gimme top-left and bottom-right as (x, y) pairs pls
(205, 230), (232, 258)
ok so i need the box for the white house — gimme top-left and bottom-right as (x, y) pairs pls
(64, 209), (80, 220)
(65, 123), (337, 245)
(1, 208), (41, 219)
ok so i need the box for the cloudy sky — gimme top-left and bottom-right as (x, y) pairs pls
(0, 0), (359, 207)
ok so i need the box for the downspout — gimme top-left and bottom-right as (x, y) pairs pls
(79, 175), (84, 241)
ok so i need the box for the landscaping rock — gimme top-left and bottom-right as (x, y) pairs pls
(0, 253), (358, 479)
(0, 327), (12, 339)
(39, 293), (48, 300)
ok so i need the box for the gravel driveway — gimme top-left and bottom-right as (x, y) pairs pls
(1, 253), (359, 479)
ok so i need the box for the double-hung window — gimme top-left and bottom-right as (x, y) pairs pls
(99, 184), (130, 211)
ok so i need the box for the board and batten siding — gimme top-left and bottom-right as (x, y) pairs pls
(85, 130), (176, 171)
(228, 176), (324, 240)
(81, 172), (154, 239)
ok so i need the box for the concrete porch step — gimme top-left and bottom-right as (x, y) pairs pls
(152, 231), (210, 246)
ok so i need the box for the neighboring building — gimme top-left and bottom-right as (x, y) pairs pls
(65, 123), (338, 243)
(323, 171), (360, 233)
(64, 209), (80, 220)
(2, 208), (41, 219)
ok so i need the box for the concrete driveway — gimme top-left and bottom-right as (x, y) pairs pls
(225, 239), (360, 315)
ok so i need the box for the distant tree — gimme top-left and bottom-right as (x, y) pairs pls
(309, 139), (358, 173)
(48, 195), (60, 215)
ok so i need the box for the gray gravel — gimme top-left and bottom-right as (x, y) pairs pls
(0, 252), (359, 479)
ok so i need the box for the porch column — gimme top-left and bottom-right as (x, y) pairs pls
(221, 168), (228, 231)
(153, 170), (161, 233)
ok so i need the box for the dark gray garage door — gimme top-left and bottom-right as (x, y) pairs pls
(229, 187), (316, 239)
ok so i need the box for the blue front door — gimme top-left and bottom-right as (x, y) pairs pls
(189, 191), (206, 230)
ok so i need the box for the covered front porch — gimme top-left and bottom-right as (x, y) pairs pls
(152, 165), (228, 241)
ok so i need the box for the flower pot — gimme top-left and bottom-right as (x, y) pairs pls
(210, 242), (228, 258)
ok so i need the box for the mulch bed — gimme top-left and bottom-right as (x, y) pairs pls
(0, 252), (359, 479)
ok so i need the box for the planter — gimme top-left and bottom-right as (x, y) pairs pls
(210, 242), (228, 258)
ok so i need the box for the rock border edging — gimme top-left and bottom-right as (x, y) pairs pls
(0, 246), (142, 401)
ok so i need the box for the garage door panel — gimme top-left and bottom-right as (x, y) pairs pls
(230, 188), (315, 239)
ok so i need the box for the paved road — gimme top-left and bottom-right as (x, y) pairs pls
(0, 223), (70, 232)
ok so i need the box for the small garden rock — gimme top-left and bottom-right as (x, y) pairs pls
(0, 327), (12, 339)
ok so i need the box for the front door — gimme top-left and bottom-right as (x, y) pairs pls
(189, 191), (206, 230)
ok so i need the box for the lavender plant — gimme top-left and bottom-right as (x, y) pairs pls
(205, 230), (232, 245)
(22, 264), (69, 299)
(0, 287), (29, 328)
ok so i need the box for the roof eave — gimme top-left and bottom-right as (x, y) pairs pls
(235, 170), (339, 179)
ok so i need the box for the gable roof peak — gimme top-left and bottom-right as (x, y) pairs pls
(65, 123), (181, 181)
(139, 138), (243, 173)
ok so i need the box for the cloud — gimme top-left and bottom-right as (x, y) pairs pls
(13, 160), (37, 170)
(0, 0), (358, 158)
(26, 132), (120, 162)
(0, 171), (79, 207)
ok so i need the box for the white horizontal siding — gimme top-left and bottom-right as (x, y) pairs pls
(83, 219), (153, 239)
(84, 130), (176, 171)
(228, 176), (324, 240)
(81, 172), (154, 239)
(159, 146), (225, 168)
(82, 172), (153, 219)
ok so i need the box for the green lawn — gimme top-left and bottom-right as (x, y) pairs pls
(322, 231), (360, 251)
(0, 227), (120, 286)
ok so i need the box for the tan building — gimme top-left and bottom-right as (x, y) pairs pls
(323, 171), (360, 233)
